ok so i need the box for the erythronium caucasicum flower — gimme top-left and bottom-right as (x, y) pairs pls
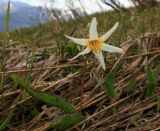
(65, 17), (123, 70)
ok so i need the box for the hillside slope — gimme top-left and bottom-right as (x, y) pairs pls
(0, 1), (46, 32)
(0, 5), (160, 131)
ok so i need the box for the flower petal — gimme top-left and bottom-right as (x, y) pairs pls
(69, 48), (91, 60)
(102, 43), (123, 53)
(93, 51), (105, 70)
(65, 35), (86, 46)
(100, 22), (119, 42)
(89, 17), (98, 40)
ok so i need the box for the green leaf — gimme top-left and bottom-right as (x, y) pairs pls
(66, 42), (78, 56)
(25, 87), (77, 113)
(0, 108), (15, 131)
(146, 65), (158, 83)
(146, 65), (153, 82)
(152, 68), (159, 84)
(127, 79), (137, 92)
(11, 75), (77, 113)
(10, 74), (20, 90)
(104, 72), (117, 99)
(144, 65), (159, 98)
(51, 114), (85, 130)
(11, 74), (30, 90)
(144, 83), (156, 98)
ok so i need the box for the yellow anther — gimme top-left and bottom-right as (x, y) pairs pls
(86, 39), (103, 53)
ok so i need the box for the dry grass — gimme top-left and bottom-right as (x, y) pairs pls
(0, 29), (160, 131)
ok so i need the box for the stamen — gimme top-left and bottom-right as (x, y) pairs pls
(86, 39), (103, 53)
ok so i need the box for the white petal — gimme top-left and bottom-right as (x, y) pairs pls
(93, 51), (106, 70)
(102, 43), (123, 53)
(69, 48), (91, 60)
(100, 22), (119, 42)
(65, 35), (86, 46)
(89, 17), (98, 40)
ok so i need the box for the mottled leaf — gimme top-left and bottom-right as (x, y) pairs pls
(51, 114), (85, 130)
(104, 72), (117, 99)
(25, 87), (77, 113)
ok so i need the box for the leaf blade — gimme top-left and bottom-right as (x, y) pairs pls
(146, 65), (153, 82)
(104, 72), (117, 99)
(128, 79), (137, 92)
(25, 87), (77, 113)
(51, 114), (85, 130)
(0, 108), (15, 131)
(144, 65), (159, 98)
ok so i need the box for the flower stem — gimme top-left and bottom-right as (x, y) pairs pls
(80, 57), (87, 112)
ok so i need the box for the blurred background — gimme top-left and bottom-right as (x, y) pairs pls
(0, 0), (160, 50)
(0, 0), (159, 31)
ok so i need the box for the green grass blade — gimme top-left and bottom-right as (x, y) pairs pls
(51, 114), (85, 130)
(28, 51), (35, 70)
(144, 65), (159, 98)
(5, 1), (10, 33)
(2, 0), (10, 46)
(152, 68), (159, 84)
(10, 74), (20, 90)
(146, 65), (153, 82)
(0, 108), (15, 131)
(28, 51), (35, 77)
(104, 72), (117, 99)
(127, 79), (137, 92)
(144, 83), (156, 98)
(25, 87), (77, 113)
(11, 74), (30, 90)
(66, 42), (78, 56)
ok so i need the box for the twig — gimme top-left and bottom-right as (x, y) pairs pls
(124, 50), (160, 59)
(0, 63), (85, 74)
(0, 89), (21, 99)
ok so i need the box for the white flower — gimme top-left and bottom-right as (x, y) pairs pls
(65, 17), (123, 70)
